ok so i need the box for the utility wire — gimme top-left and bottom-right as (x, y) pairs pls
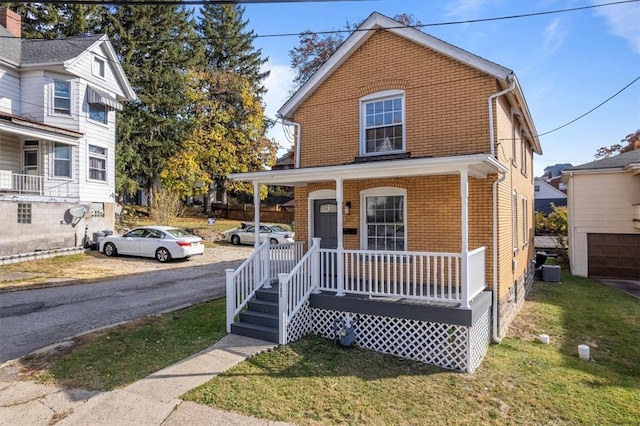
(536, 75), (640, 138)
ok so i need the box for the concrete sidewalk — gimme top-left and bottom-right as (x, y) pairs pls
(0, 334), (292, 426)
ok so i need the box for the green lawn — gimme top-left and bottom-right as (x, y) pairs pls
(21, 273), (640, 425)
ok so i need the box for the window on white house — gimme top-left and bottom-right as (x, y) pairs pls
(361, 91), (405, 155)
(89, 103), (108, 124)
(53, 143), (71, 178)
(362, 188), (406, 251)
(88, 145), (107, 181)
(54, 80), (71, 115)
(94, 57), (105, 78)
(512, 190), (518, 252)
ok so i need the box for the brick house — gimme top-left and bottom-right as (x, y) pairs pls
(0, 9), (135, 258)
(225, 13), (541, 372)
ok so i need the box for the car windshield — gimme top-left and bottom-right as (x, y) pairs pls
(165, 228), (194, 238)
(269, 225), (287, 232)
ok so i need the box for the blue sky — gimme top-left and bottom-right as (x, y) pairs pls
(241, 0), (640, 176)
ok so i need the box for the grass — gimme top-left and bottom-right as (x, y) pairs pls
(21, 299), (228, 391)
(183, 273), (640, 425)
(17, 272), (640, 424)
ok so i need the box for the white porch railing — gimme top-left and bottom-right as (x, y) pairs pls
(1, 173), (78, 197)
(225, 240), (305, 333)
(277, 238), (321, 344)
(318, 247), (486, 307)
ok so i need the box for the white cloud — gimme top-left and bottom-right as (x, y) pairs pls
(262, 61), (295, 153)
(542, 18), (565, 54)
(592, 0), (640, 53)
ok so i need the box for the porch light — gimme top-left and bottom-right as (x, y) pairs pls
(344, 201), (351, 215)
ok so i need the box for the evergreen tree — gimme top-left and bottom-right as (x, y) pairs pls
(7, 3), (103, 38)
(196, 4), (269, 97)
(99, 3), (198, 205)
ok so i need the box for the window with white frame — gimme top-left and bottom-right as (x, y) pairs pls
(360, 91), (405, 155)
(512, 190), (518, 252)
(361, 187), (406, 251)
(522, 196), (528, 247)
(88, 145), (107, 181)
(88, 103), (108, 124)
(54, 80), (71, 115)
(93, 57), (105, 78)
(53, 143), (71, 178)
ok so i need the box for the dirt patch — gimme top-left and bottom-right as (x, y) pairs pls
(0, 243), (254, 291)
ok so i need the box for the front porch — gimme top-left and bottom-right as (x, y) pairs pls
(0, 171), (78, 198)
(226, 239), (491, 372)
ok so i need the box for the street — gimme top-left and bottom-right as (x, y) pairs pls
(0, 257), (245, 363)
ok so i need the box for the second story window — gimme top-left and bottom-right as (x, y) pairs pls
(54, 80), (71, 115)
(94, 57), (105, 78)
(89, 103), (108, 124)
(88, 145), (107, 181)
(53, 143), (71, 178)
(360, 90), (405, 156)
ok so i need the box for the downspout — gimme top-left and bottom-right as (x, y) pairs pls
(279, 116), (301, 169)
(488, 74), (515, 343)
(488, 74), (516, 157)
(492, 170), (507, 343)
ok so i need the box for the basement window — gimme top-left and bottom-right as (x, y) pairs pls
(17, 203), (31, 224)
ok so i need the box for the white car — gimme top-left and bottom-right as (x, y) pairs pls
(229, 224), (294, 245)
(99, 226), (204, 263)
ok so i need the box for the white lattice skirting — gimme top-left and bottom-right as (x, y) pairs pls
(288, 305), (490, 373)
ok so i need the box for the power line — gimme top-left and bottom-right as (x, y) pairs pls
(4, 0), (638, 41)
(536, 75), (640, 138)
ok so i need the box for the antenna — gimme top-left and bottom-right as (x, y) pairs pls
(63, 204), (90, 227)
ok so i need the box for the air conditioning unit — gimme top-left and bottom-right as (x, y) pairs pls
(542, 265), (561, 282)
(0, 170), (12, 190)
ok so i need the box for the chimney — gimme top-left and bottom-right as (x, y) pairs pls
(0, 8), (21, 38)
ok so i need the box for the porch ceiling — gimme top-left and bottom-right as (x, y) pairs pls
(230, 154), (508, 186)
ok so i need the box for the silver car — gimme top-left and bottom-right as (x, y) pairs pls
(229, 224), (294, 245)
(99, 226), (205, 262)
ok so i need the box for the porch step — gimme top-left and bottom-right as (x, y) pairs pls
(255, 286), (278, 303)
(230, 322), (279, 343)
(247, 298), (279, 315)
(239, 310), (279, 329)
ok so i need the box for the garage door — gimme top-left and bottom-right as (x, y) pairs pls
(587, 233), (640, 279)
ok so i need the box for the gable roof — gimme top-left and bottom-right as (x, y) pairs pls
(534, 177), (567, 199)
(563, 149), (640, 173)
(0, 30), (136, 101)
(277, 12), (541, 155)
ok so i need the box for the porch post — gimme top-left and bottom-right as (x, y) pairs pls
(311, 237), (321, 293)
(335, 178), (345, 296)
(460, 170), (470, 308)
(253, 181), (267, 289)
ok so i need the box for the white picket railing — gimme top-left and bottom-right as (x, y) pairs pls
(225, 240), (305, 333)
(277, 238), (321, 344)
(1, 173), (78, 197)
(317, 248), (486, 306)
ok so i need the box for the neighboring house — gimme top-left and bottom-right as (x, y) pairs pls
(541, 163), (572, 194)
(0, 9), (135, 257)
(225, 13), (541, 372)
(534, 177), (567, 214)
(562, 150), (640, 279)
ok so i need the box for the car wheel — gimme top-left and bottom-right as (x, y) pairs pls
(231, 235), (241, 245)
(155, 247), (172, 263)
(103, 242), (117, 257)
(270, 238), (279, 245)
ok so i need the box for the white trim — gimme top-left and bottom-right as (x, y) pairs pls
(230, 154), (508, 186)
(52, 142), (73, 179)
(87, 144), (108, 183)
(52, 79), (72, 116)
(308, 189), (336, 250)
(359, 187), (407, 251)
(359, 90), (406, 156)
(278, 12), (512, 119)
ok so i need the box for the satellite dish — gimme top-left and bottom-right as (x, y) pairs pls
(69, 204), (89, 218)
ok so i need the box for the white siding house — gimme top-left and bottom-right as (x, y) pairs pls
(0, 8), (136, 257)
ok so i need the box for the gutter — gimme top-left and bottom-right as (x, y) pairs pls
(278, 115), (301, 169)
(491, 169), (507, 343)
(488, 74), (516, 157)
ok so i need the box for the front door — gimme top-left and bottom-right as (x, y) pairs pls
(313, 200), (338, 281)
